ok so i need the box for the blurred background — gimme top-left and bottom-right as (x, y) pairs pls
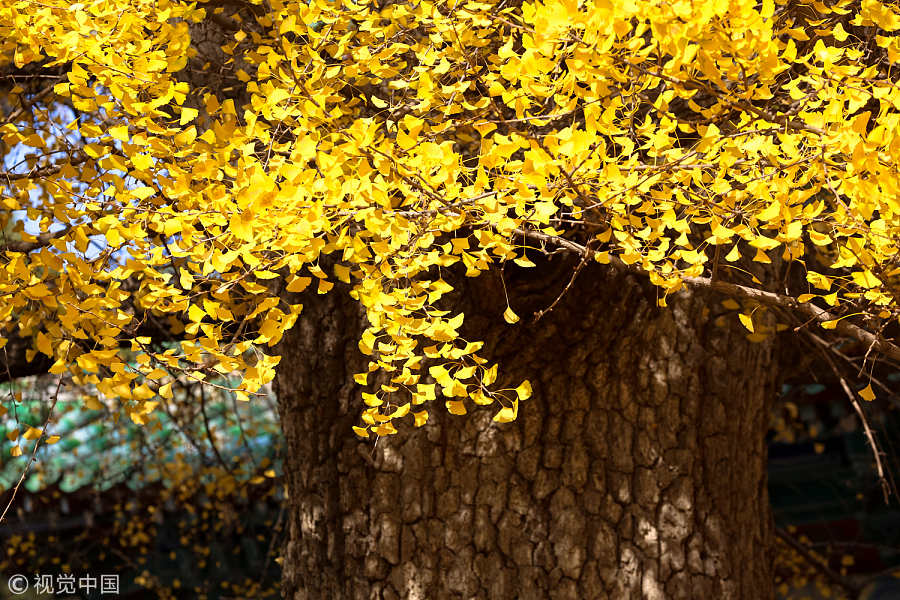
(0, 366), (284, 600)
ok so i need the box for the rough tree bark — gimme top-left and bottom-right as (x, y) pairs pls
(274, 257), (777, 599)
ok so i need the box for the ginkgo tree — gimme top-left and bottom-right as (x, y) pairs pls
(1, 0), (900, 597)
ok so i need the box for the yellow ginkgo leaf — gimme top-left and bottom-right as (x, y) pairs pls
(503, 306), (520, 324)
(413, 410), (429, 427)
(36, 331), (53, 357)
(446, 400), (467, 415)
(493, 400), (519, 423)
(514, 380), (532, 401)
(22, 427), (43, 440)
(858, 384), (875, 402)
(179, 107), (199, 125)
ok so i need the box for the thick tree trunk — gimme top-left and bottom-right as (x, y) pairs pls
(274, 260), (776, 599)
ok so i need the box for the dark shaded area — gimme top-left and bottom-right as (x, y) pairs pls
(0, 480), (282, 599)
(770, 376), (900, 597)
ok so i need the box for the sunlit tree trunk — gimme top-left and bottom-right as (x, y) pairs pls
(274, 260), (776, 599)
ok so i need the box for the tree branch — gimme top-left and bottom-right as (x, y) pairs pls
(514, 227), (900, 363)
(0, 155), (88, 184)
(1, 224), (73, 253)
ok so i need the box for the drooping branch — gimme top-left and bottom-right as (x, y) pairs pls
(514, 227), (900, 364)
(0, 306), (244, 384)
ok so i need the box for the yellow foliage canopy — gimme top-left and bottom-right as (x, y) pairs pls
(1, 0), (899, 436)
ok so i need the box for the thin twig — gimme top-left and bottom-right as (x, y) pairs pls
(0, 365), (67, 523)
(840, 376), (891, 504)
(804, 330), (893, 504)
(533, 240), (593, 322)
